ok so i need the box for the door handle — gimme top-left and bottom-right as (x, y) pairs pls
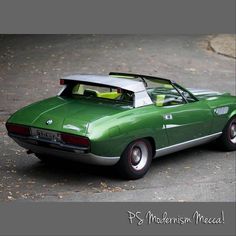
(164, 114), (173, 120)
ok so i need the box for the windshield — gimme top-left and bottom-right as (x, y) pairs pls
(119, 76), (197, 106)
(145, 79), (197, 106)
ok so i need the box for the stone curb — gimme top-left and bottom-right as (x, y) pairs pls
(209, 34), (236, 59)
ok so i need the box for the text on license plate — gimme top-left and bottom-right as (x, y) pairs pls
(31, 128), (61, 141)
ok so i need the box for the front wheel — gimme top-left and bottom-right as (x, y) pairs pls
(218, 116), (236, 151)
(116, 139), (153, 180)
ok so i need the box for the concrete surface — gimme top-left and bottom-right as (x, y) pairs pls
(0, 35), (235, 202)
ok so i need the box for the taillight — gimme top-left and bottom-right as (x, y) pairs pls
(61, 133), (90, 147)
(6, 123), (30, 136)
(60, 79), (65, 85)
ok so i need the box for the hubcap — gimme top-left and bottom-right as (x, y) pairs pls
(131, 147), (142, 165)
(130, 142), (148, 171)
(230, 123), (236, 144)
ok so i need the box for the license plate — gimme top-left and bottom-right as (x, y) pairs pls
(31, 128), (61, 142)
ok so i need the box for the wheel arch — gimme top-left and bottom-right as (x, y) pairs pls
(229, 110), (236, 119)
(145, 136), (156, 158)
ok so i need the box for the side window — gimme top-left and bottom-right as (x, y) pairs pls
(148, 85), (185, 107)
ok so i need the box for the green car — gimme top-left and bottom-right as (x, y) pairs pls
(6, 72), (236, 179)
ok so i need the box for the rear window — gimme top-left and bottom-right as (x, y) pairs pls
(60, 83), (134, 104)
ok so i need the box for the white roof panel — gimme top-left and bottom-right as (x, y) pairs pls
(62, 75), (146, 92)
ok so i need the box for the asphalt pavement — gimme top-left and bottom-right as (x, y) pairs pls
(0, 35), (235, 202)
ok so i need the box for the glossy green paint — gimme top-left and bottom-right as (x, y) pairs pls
(205, 95), (236, 132)
(7, 91), (236, 157)
(156, 100), (213, 145)
(7, 96), (131, 135)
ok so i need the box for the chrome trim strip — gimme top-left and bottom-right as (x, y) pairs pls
(154, 132), (222, 158)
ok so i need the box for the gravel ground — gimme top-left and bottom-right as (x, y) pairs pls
(0, 35), (235, 202)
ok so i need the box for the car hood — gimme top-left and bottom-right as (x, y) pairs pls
(7, 96), (132, 136)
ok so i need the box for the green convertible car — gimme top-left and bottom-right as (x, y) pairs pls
(6, 72), (236, 179)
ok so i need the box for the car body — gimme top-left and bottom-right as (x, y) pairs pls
(6, 72), (236, 179)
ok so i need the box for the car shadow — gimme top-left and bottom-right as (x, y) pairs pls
(17, 155), (120, 183)
(17, 142), (222, 183)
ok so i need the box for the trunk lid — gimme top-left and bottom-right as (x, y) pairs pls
(8, 96), (131, 136)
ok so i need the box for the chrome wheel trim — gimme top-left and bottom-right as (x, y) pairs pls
(130, 142), (148, 171)
(229, 122), (236, 144)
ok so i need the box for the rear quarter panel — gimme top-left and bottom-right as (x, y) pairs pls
(87, 105), (168, 157)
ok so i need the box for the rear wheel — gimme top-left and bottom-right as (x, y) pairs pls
(218, 116), (236, 151)
(116, 139), (152, 180)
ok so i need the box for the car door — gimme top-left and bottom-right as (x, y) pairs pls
(155, 86), (213, 146)
(161, 101), (213, 145)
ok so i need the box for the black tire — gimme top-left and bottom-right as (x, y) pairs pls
(116, 139), (152, 180)
(218, 116), (236, 151)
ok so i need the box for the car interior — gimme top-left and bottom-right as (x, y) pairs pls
(68, 82), (196, 107)
(147, 86), (185, 107)
(71, 83), (134, 103)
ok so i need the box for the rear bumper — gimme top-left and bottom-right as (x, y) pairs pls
(9, 133), (120, 166)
